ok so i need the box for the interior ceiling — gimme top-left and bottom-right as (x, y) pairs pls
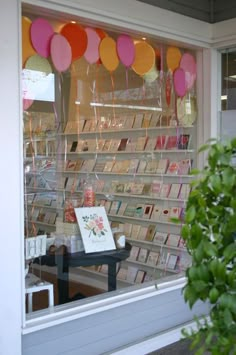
(137, 0), (236, 23)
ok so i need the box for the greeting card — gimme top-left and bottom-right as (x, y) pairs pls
(145, 224), (156, 241)
(142, 113), (152, 128)
(165, 135), (178, 150)
(155, 135), (167, 150)
(147, 251), (160, 266)
(159, 183), (171, 198)
(166, 253), (178, 270)
(145, 137), (158, 151)
(135, 270), (146, 283)
(150, 204), (162, 220)
(168, 183), (181, 199)
(131, 224), (141, 239)
(151, 180), (162, 197)
(128, 246), (140, 261)
(165, 234), (181, 247)
(166, 161), (179, 175)
(133, 113), (144, 128)
(178, 159), (192, 175)
(117, 267), (128, 280)
(153, 231), (168, 245)
(178, 134), (191, 150)
(75, 206), (116, 253)
(126, 266), (139, 283)
(137, 248), (148, 263)
(149, 112), (162, 127)
(145, 160), (159, 174)
(156, 159), (169, 174)
(179, 183), (191, 199)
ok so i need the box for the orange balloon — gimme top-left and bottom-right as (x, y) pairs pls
(95, 28), (107, 64)
(132, 41), (155, 76)
(99, 37), (119, 72)
(95, 28), (107, 40)
(22, 16), (36, 67)
(166, 46), (182, 72)
(60, 23), (88, 61)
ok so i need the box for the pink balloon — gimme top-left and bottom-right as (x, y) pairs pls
(50, 34), (72, 72)
(84, 27), (101, 64)
(30, 18), (54, 58)
(180, 53), (196, 91)
(173, 68), (186, 97)
(23, 98), (33, 111)
(117, 34), (135, 67)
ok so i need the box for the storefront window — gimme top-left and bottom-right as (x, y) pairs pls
(22, 5), (198, 316)
(220, 50), (236, 140)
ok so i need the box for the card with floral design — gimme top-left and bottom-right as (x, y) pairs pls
(75, 206), (116, 253)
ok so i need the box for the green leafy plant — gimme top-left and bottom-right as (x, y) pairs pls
(181, 138), (236, 355)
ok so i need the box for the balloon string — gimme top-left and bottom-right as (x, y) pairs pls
(126, 68), (129, 93)
(95, 65), (103, 138)
(160, 45), (164, 83)
(95, 64), (101, 136)
(110, 72), (116, 123)
(60, 73), (66, 128)
(141, 78), (146, 105)
(28, 113), (37, 237)
(29, 114), (36, 189)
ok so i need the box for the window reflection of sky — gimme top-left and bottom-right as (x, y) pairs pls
(22, 69), (55, 102)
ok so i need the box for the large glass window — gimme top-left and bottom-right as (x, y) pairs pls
(23, 5), (198, 316)
(220, 50), (236, 140)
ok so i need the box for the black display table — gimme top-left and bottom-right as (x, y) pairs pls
(34, 243), (131, 304)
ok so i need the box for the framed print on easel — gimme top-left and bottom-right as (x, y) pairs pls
(75, 206), (116, 253)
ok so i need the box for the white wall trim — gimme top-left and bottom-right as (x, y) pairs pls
(23, 277), (186, 334)
(212, 17), (236, 49)
(23, 0), (212, 48)
(22, 0), (236, 50)
(109, 320), (197, 354)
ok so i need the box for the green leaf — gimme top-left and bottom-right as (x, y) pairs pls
(192, 280), (208, 292)
(185, 205), (196, 223)
(209, 287), (219, 303)
(223, 308), (233, 327)
(222, 167), (235, 188)
(194, 242), (204, 263)
(203, 242), (218, 258)
(188, 266), (200, 281)
(189, 168), (201, 175)
(231, 137), (236, 149)
(184, 285), (198, 308)
(181, 225), (190, 239)
(223, 243), (236, 261)
(208, 175), (221, 193)
(198, 264), (210, 282)
(198, 144), (210, 153)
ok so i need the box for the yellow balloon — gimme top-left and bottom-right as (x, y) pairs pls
(22, 16), (36, 67)
(99, 37), (119, 72)
(166, 46), (182, 72)
(132, 41), (155, 76)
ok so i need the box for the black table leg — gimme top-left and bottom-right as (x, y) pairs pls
(108, 263), (117, 291)
(55, 254), (69, 304)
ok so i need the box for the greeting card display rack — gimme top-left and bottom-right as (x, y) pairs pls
(24, 100), (196, 287)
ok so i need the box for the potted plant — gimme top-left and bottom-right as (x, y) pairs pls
(181, 138), (236, 354)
